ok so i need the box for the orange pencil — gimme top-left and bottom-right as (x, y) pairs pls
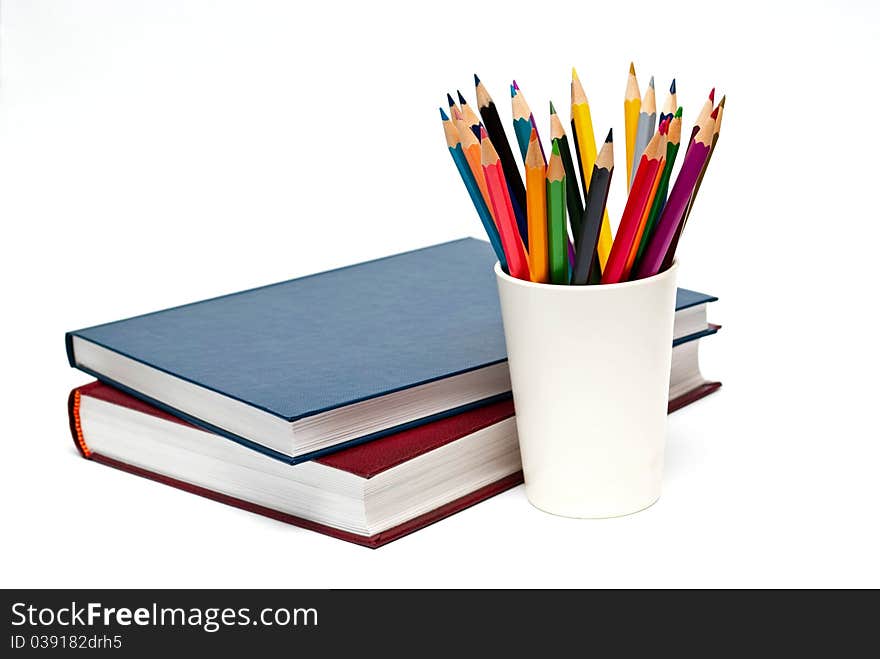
(524, 128), (549, 283)
(452, 107), (496, 226)
(624, 130), (667, 275)
(481, 127), (530, 280)
(602, 133), (665, 284)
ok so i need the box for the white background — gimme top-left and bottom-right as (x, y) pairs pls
(2, 0), (878, 588)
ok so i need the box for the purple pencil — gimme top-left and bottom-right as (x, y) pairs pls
(633, 115), (715, 279)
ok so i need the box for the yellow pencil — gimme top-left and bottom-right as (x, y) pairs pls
(571, 67), (612, 270)
(525, 128), (549, 283)
(624, 62), (641, 190)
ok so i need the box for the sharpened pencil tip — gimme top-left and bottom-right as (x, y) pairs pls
(551, 140), (560, 156)
(649, 75), (655, 88)
(710, 106), (719, 119)
(709, 88), (715, 102)
(719, 95), (726, 108)
(457, 90), (467, 106)
(479, 126), (489, 140)
(446, 93), (456, 108)
(439, 107), (448, 120)
(572, 66), (579, 81)
(605, 128), (613, 142)
(670, 79), (676, 94)
(512, 80), (520, 90)
(675, 106), (683, 117)
(629, 62), (636, 75)
(473, 73), (480, 86)
(549, 100), (556, 114)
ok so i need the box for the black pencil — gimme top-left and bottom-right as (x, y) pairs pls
(549, 101), (584, 241)
(475, 74), (529, 247)
(572, 129), (614, 285)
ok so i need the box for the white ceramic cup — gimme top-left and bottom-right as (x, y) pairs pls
(495, 261), (679, 518)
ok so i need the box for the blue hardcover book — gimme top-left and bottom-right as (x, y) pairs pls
(66, 238), (719, 464)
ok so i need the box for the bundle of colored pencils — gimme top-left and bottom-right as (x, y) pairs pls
(439, 65), (724, 285)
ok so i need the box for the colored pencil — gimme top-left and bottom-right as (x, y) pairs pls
(601, 130), (665, 284)
(635, 106), (682, 265)
(546, 141), (568, 284)
(457, 90), (482, 139)
(629, 76), (657, 188)
(660, 93), (716, 268)
(684, 96), (724, 223)
(525, 128), (549, 283)
(659, 79), (677, 125)
(481, 126), (530, 280)
(572, 129), (613, 285)
(624, 63), (641, 190)
(440, 109), (507, 269)
(571, 67), (612, 270)
(475, 74), (529, 247)
(446, 93), (460, 120)
(634, 114), (715, 279)
(687, 88), (715, 152)
(452, 108), (496, 227)
(528, 111), (547, 162)
(549, 101), (583, 240)
(660, 98), (725, 272)
(511, 82), (533, 160)
(624, 129), (666, 276)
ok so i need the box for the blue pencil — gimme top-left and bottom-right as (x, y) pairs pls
(440, 108), (508, 269)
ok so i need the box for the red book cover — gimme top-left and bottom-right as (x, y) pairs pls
(69, 382), (521, 548)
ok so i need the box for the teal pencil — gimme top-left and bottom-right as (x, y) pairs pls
(511, 83), (533, 161)
(440, 108), (508, 270)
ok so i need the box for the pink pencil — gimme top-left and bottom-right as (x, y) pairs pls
(633, 116), (715, 279)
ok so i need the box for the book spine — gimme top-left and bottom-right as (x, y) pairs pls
(65, 332), (77, 368)
(67, 388), (92, 458)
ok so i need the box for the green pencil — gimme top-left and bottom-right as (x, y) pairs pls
(635, 107), (682, 264)
(547, 141), (568, 285)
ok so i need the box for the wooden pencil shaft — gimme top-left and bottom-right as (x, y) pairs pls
(682, 104), (723, 225)
(635, 138), (681, 264)
(634, 136), (712, 279)
(623, 156), (665, 278)
(572, 165), (612, 285)
(525, 133), (549, 284)
(547, 176), (568, 284)
(602, 154), (661, 283)
(553, 136), (584, 241)
(570, 114), (611, 270)
(483, 160), (530, 280)
(477, 85), (529, 247)
(446, 143), (507, 269)
(624, 65), (641, 190)
(629, 110), (657, 188)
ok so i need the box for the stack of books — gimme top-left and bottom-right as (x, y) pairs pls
(66, 239), (721, 547)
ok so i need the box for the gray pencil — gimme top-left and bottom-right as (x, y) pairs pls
(628, 76), (657, 188)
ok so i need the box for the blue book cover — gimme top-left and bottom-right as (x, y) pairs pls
(66, 238), (718, 464)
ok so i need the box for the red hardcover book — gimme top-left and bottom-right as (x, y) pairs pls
(70, 382), (522, 548)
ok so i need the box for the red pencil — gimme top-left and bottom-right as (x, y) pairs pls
(601, 131), (666, 283)
(480, 127), (530, 280)
(623, 128), (668, 276)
